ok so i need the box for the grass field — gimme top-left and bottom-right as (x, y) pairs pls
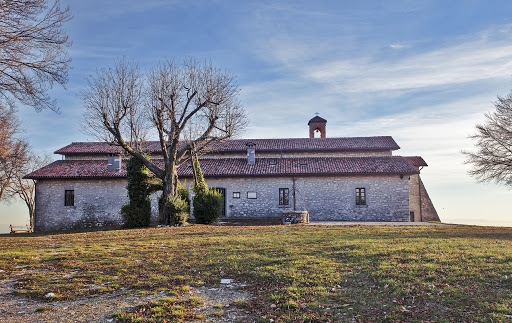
(1, 224), (512, 322)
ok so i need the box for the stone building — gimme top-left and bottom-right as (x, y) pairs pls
(26, 116), (439, 232)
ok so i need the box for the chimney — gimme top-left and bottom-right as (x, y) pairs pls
(107, 156), (122, 173)
(246, 142), (256, 165)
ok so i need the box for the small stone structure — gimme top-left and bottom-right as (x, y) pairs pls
(282, 210), (309, 224)
(308, 115), (327, 138)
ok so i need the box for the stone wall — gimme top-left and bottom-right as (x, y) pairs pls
(418, 176), (440, 222)
(192, 175), (410, 222)
(408, 174), (440, 222)
(201, 150), (392, 159)
(35, 174), (411, 232)
(63, 150), (392, 161)
(64, 155), (112, 160)
(34, 179), (161, 232)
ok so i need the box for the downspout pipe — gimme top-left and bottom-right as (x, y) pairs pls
(292, 178), (296, 212)
(418, 166), (423, 222)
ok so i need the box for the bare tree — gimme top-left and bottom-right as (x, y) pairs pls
(463, 92), (512, 186)
(0, 105), (28, 200)
(5, 153), (52, 229)
(82, 58), (248, 224)
(0, 0), (72, 112)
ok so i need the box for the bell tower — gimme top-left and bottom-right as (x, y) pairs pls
(308, 114), (327, 138)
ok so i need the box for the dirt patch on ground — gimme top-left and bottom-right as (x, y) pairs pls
(0, 278), (253, 322)
(191, 281), (253, 322)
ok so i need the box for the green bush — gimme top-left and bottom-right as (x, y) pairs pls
(121, 198), (151, 228)
(193, 189), (223, 224)
(122, 156), (152, 228)
(178, 183), (191, 214)
(192, 156), (208, 195)
(159, 193), (189, 226)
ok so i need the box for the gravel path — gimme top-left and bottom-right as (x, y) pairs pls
(0, 278), (253, 322)
(308, 221), (448, 226)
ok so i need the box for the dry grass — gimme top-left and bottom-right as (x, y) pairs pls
(1, 224), (512, 321)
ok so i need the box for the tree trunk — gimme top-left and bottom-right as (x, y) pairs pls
(29, 203), (34, 231)
(161, 172), (173, 226)
(191, 155), (198, 188)
(160, 142), (179, 225)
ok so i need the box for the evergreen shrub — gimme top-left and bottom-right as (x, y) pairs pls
(193, 189), (223, 224)
(159, 191), (190, 226)
(122, 156), (151, 228)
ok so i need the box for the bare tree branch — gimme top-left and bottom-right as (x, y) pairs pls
(0, 105), (28, 200)
(0, 0), (72, 112)
(463, 92), (512, 186)
(4, 152), (52, 229)
(82, 58), (248, 224)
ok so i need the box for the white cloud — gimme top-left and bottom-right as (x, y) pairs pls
(328, 94), (512, 224)
(389, 43), (410, 49)
(307, 40), (512, 92)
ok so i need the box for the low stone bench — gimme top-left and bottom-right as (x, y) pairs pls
(282, 211), (309, 225)
(10, 225), (33, 233)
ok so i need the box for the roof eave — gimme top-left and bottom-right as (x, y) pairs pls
(186, 171), (420, 178)
(28, 170), (419, 180)
(26, 175), (127, 180)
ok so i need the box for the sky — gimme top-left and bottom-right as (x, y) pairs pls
(1, 0), (512, 232)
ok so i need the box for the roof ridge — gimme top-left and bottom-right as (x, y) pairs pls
(63, 136), (395, 144)
(55, 137), (401, 155)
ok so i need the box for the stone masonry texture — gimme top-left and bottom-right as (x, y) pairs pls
(186, 175), (410, 222)
(34, 174), (410, 232)
(34, 179), (160, 232)
(408, 174), (440, 222)
(63, 150), (392, 161)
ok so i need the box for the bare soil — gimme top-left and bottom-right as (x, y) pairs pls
(0, 278), (253, 322)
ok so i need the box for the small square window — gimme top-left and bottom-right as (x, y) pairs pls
(65, 190), (74, 206)
(233, 192), (240, 199)
(355, 188), (366, 206)
(247, 192), (257, 199)
(279, 188), (289, 205)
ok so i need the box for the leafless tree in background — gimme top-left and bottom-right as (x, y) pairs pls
(463, 92), (512, 186)
(0, 0), (72, 112)
(5, 153), (52, 229)
(82, 58), (146, 146)
(82, 58), (248, 224)
(0, 105), (28, 200)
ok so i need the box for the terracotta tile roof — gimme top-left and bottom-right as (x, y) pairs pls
(308, 116), (327, 124)
(181, 157), (419, 177)
(54, 137), (400, 155)
(55, 142), (125, 155)
(402, 156), (428, 167)
(25, 156), (419, 179)
(25, 160), (127, 179)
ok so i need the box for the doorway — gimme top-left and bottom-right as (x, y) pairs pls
(212, 187), (226, 216)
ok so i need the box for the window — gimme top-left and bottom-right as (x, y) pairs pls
(233, 192), (240, 199)
(355, 188), (366, 205)
(247, 192), (257, 199)
(64, 190), (74, 206)
(279, 188), (289, 205)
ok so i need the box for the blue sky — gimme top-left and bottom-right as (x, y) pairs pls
(2, 0), (512, 232)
